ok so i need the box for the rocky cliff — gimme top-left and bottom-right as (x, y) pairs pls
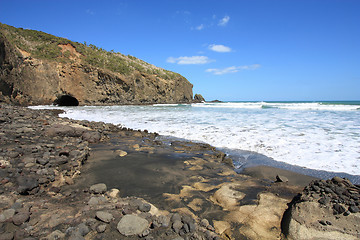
(0, 23), (194, 106)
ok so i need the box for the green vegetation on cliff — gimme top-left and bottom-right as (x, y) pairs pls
(0, 23), (183, 80)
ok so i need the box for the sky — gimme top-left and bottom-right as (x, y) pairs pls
(1, 0), (359, 101)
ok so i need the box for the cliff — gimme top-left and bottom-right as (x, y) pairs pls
(0, 23), (194, 106)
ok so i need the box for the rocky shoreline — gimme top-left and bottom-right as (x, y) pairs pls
(1, 103), (359, 240)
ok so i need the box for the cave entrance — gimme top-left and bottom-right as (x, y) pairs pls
(54, 95), (79, 106)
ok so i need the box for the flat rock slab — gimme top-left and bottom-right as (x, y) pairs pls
(96, 211), (113, 223)
(117, 215), (149, 236)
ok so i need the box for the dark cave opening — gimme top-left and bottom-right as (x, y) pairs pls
(54, 95), (79, 106)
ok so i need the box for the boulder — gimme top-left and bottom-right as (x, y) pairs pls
(282, 178), (360, 240)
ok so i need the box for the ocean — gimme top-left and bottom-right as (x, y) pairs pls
(31, 101), (360, 183)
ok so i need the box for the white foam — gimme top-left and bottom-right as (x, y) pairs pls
(29, 102), (360, 175)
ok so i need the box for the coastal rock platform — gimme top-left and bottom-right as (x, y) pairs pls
(1, 103), (357, 240)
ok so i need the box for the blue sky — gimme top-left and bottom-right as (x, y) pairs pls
(1, 0), (359, 101)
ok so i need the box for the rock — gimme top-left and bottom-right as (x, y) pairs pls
(107, 188), (120, 198)
(332, 176), (344, 184)
(139, 229), (150, 238)
(88, 196), (107, 205)
(17, 176), (39, 194)
(193, 94), (205, 103)
(200, 219), (209, 228)
(115, 150), (128, 157)
(0, 209), (15, 222)
(8, 151), (19, 158)
(96, 211), (113, 223)
(36, 158), (49, 166)
(333, 203), (346, 214)
(349, 205), (359, 213)
(96, 224), (107, 233)
(276, 175), (289, 183)
(138, 203), (151, 212)
(46, 230), (65, 240)
(77, 223), (90, 236)
(0, 232), (14, 240)
(117, 215), (149, 236)
(90, 183), (107, 194)
(282, 178), (360, 240)
(172, 220), (183, 234)
(82, 131), (101, 143)
(171, 213), (182, 223)
(158, 215), (170, 227)
(12, 212), (30, 225)
(64, 176), (74, 185)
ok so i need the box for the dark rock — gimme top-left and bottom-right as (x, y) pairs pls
(193, 94), (205, 103)
(318, 220), (326, 226)
(333, 203), (346, 215)
(90, 183), (107, 194)
(17, 176), (39, 195)
(276, 175), (289, 183)
(138, 203), (151, 212)
(12, 212), (30, 225)
(82, 131), (101, 143)
(349, 205), (359, 213)
(36, 158), (49, 166)
(312, 185), (320, 192)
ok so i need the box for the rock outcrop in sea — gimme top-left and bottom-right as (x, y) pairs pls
(0, 23), (194, 106)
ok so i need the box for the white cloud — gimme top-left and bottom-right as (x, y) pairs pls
(196, 24), (204, 30)
(167, 56), (213, 65)
(218, 15), (230, 26)
(209, 44), (231, 53)
(86, 9), (95, 15)
(206, 64), (260, 75)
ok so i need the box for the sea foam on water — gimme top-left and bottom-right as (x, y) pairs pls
(30, 101), (360, 176)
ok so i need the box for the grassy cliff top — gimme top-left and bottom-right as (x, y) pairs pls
(0, 23), (184, 80)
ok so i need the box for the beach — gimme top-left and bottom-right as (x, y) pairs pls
(31, 101), (360, 183)
(1, 103), (359, 239)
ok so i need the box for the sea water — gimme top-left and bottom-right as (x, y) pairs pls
(31, 101), (360, 182)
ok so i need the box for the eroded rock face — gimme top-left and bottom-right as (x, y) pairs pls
(282, 177), (360, 240)
(0, 33), (193, 106)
